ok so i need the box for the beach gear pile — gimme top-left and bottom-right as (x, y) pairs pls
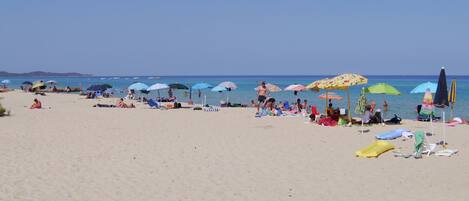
(355, 128), (458, 158)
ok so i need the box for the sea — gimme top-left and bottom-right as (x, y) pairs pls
(1, 75), (468, 120)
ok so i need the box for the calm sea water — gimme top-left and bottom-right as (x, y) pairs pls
(1, 75), (468, 120)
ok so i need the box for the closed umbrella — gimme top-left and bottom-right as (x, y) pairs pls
(355, 87), (368, 133)
(410, 82), (437, 94)
(434, 67), (449, 148)
(434, 67), (449, 108)
(448, 80), (456, 118)
(355, 87), (367, 115)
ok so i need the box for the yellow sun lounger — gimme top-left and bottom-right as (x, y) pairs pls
(355, 141), (395, 158)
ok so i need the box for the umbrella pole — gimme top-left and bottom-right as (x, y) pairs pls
(325, 91), (328, 115)
(443, 111), (447, 149)
(347, 89), (351, 122)
(158, 90), (160, 98)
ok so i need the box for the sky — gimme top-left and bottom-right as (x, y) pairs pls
(1, 0), (468, 76)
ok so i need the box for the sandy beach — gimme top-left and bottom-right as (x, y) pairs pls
(1, 90), (469, 201)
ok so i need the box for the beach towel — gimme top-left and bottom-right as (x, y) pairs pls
(414, 131), (425, 157)
(148, 99), (159, 108)
(375, 129), (407, 140)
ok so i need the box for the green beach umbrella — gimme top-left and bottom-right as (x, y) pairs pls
(365, 83), (400, 95)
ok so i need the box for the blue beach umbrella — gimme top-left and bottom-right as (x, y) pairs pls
(191, 83), (212, 90)
(211, 86), (227, 92)
(191, 83), (212, 105)
(410, 82), (437, 93)
(128, 82), (149, 91)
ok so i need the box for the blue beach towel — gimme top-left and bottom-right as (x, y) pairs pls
(375, 129), (407, 140)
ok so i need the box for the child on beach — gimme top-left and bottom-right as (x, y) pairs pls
(30, 99), (42, 109)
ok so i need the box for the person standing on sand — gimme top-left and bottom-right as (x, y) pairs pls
(383, 100), (388, 112)
(256, 82), (269, 114)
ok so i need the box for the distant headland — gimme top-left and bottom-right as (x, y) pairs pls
(0, 71), (92, 77)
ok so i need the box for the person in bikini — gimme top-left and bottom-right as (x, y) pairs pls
(256, 82), (269, 114)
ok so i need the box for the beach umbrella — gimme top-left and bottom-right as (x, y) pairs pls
(420, 89), (434, 116)
(46, 80), (58, 85)
(147, 83), (169, 97)
(254, 83), (281, 92)
(191, 83), (213, 105)
(211, 86), (227, 92)
(191, 83), (212, 90)
(284, 84), (306, 91)
(22, 81), (33, 85)
(434, 67), (449, 149)
(318, 92), (343, 100)
(365, 83), (400, 95)
(308, 73), (368, 121)
(284, 84), (306, 95)
(410, 82), (437, 94)
(355, 87), (367, 115)
(1, 79), (10, 88)
(128, 82), (149, 91)
(32, 80), (46, 90)
(448, 80), (456, 118)
(147, 83), (169, 91)
(434, 67), (449, 108)
(169, 83), (189, 90)
(217, 81), (237, 91)
(365, 83), (400, 118)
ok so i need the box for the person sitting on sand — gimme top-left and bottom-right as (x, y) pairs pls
(30, 98), (42, 109)
(116, 98), (135, 108)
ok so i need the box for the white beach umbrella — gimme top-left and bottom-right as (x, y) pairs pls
(46, 80), (58, 85)
(147, 83), (169, 97)
(218, 81), (237, 90)
(1, 80), (10, 84)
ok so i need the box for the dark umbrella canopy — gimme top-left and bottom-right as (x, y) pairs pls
(434, 67), (449, 108)
(169, 83), (189, 90)
(87, 84), (112, 92)
(22, 81), (33, 85)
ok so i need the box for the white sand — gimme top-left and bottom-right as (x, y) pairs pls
(1, 90), (469, 201)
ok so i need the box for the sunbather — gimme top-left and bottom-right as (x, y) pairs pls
(30, 98), (42, 109)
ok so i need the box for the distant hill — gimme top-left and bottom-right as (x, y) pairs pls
(0, 71), (92, 77)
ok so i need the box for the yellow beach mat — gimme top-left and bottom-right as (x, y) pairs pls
(355, 141), (395, 158)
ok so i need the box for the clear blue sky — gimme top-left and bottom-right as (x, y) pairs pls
(1, 0), (468, 76)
